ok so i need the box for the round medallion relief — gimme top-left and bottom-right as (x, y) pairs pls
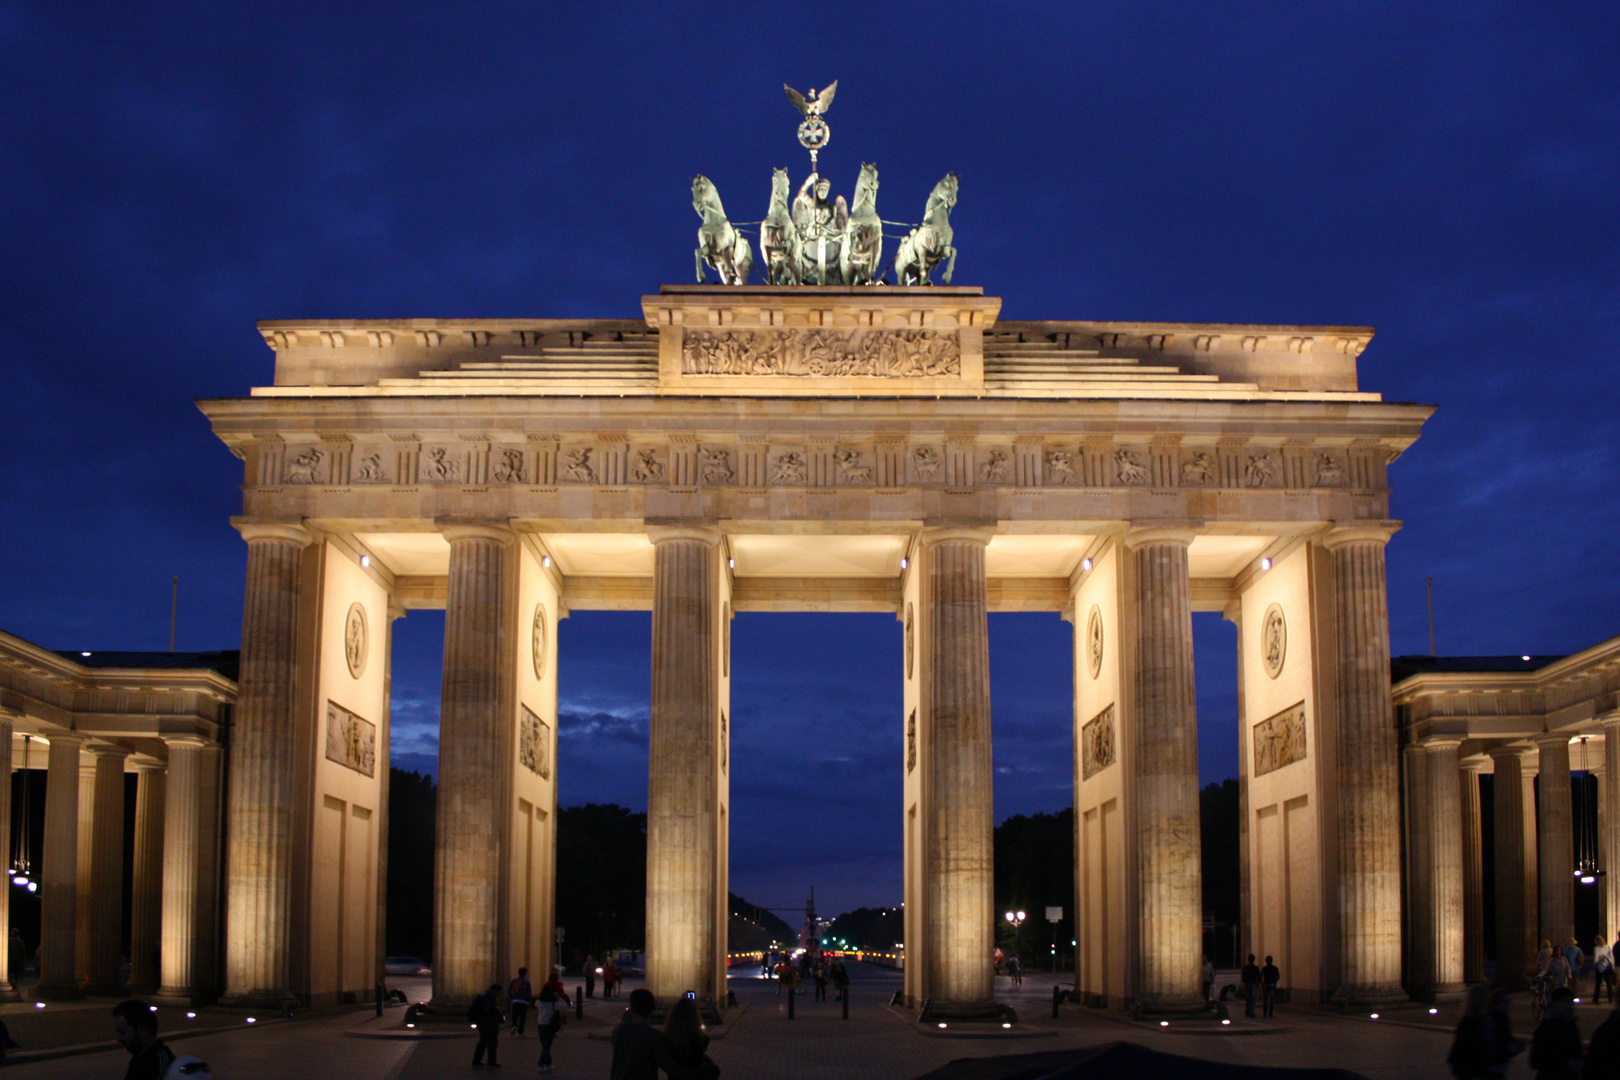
(344, 602), (368, 679)
(1262, 602), (1287, 679)
(1086, 605), (1104, 680)
(905, 603), (915, 680)
(532, 602), (549, 681)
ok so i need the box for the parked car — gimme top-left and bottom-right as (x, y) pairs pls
(384, 956), (431, 976)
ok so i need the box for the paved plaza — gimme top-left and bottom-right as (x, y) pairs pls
(0, 963), (1589, 1079)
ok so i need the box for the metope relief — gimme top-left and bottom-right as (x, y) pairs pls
(629, 447), (666, 483)
(910, 445), (943, 483)
(491, 448), (527, 483)
(421, 447), (460, 483)
(1180, 452), (1215, 486)
(285, 447), (324, 484)
(519, 705), (552, 780)
(1086, 605), (1104, 679)
(1046, 450), (1079, 485)
(1314, 451), (1347, 487)
(344, 602), (368, 679)
(979, 449), (1011, 484)
(682, 329), (960, 378)
(325, 701), (376, 778)
(1081, 704), (1116, 780)
(353, 452), (389, 483)
(835, 449), (873, 485)
(1261, 602), (1286, 679)
(1245, 451), (1278, 487)
(1114, 449), (1149, 485)
(1253, 702), (1307, 777)
(561, 448), (595, 483)
(700, 447), (734, 484)
(769, 451), (807, 485)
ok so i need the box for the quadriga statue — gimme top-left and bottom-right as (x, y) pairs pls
(840, 163), (882, 287)
(759, 168), (802, 285)
(893, 173), (958, 286)
(692, 175), (753, 286)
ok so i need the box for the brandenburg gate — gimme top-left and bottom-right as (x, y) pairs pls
(200, 282), (1429, 1013)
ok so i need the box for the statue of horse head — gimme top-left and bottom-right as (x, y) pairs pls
(769, 168), (791, 210)
(851, 163), (879, 214)
(926, 173), (959, 216)
(692, 175), (725, 219)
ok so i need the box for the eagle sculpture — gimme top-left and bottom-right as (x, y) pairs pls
(784, 81), (837, 117)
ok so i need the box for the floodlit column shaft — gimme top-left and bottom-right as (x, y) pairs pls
(434, 525), (512, 1005)
(159, 739), (209, 1001)
(1425, 741), (1465, 994)
(0, 720), (14, 999)
(1127, 530), (1202, 1004)
(1602, 719), (1620, 945)
(922, 530), (994, 1009)
(1537, 735), (1574, 950)
(646, 530), (721, 1001)
(85, 746), (129, 994)
(1460, 762), (1486, 986)
(223, 523), (309, 1005)
(38, 733), (87, 998)
(1491, 747), (1537, 987)
(1325, 529), (1403, 999)
(127, 763), (166, 995)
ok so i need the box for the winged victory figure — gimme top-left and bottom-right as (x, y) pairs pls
(784, 81), (837, 116)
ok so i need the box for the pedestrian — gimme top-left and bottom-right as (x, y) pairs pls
(1529, 986), (1582, 1080)
(534, 983), (563, 1073)
(1539, 939), (1557, 975)
(831, 958), (849, 1002)
(541, 967), (573, 1009)
(1201, 956), (1215, 1002)
(1008, 953), (1023, 986)
(0, 1016), (15, 1066)
(1260, 955), (1280, 1018)
(1596, 938), (1615, 1005)
(111, 1000), (174, 1080)
(813, 960), (828, 1002)
(1484, 988), (1523, 1079)
(508, 965), (533, 1036)
(1447, 984), (1491, 1079)
(1241, 954), (1261, 1018)
(585, 954), (597, 999)
(470, 982), (504, 1068)
(665, 996), (720, 1078)
(1546, 948), (1574, 995)
(1584, 1003), (1620, 1076)
(609, 988), (704, 1080)
(604, 958), (620, 999)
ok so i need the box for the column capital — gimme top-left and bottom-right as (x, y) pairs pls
(1600, 714), (1620, 732)
(1534, 732), (1573, 752)
(84, 744), (129, 762)
(1459, 757), (1488, 774)
(42, 731), (88, 750)
(132, 757), (165, 773)
(232, 518), (313, 547)
(161, 734), (210, 751)
(1421, 736), (1465, 752)
(1122, 525), (1197, 550)
(438, 520), (514, 545)
(1321, 523), (1401, 550)
(1488, 742), (1537, 764)
(646, 524), (722, 547)
(917, 526), (994, 547)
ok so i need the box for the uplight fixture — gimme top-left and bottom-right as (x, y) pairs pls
(542, 555), (552, 568)
(360, 555), (370, 568)
(728, 558), (735, 569)
(81, 651), (92, 657)
(246, 1017), (256, 1024)
(1522, 655), (1531, 661)
(900, 557), (909, 570)
(1081, 557), (1093, 572)
(1370, 1013), (1379, 1020)
(1260, 557), (1272, 571)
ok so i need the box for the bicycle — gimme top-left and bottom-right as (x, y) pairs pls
(1530, 975), (1555, 1022)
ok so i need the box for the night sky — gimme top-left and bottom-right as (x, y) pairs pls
(3, 4), (1617, 917)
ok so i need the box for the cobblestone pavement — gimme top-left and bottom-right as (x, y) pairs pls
(0, 964), (1595, 1079)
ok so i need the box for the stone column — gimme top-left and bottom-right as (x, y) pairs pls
(157, 737), (210, 1003)
(645, 526), (722, 1003)
(1490, 745), (1537, 988)
(920, 528), (995, 1012)
(1603, 719), (1620, 942)
(1537, 734), (1574, 952)
(84, 746), (129, 995)
(1125, 528), (1202, 1006)
(1425, 739), (1465, 997)
(1460, 760), (1486, 986)
(126, 762), (166, 996)
(433, 524), (512, 1006)
(0, 720), (15, 1001)
(37, 732), (87, 999)
(222, 521), (310, 1007)
(1403, 744), (1432, 993)
(1323, 527), (1403, 1001)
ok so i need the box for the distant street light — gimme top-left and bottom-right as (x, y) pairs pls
(1005, 910), (1026, 962)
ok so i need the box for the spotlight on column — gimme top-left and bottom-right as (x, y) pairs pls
(1260, 557), (1272, 571)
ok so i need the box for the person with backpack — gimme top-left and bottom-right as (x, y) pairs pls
(470, 982), (505, 1068)
(508, 966), (534, 1036)
(534, 983), (565, 1073)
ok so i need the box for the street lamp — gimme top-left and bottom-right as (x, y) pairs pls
(1005, 910), (1026, 965)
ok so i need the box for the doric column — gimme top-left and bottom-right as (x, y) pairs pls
(1537, 734), (1574, 952)
(645, 526), (723, 1003)
(157, 737), (210, 1003)
(1425, 739), (1465, 997)
(1603, 719), (1620, 943)
(1125, 527), (1202, 1005)
(920, 527), (995, 1011)
(1490, 745), (1537, 988)
(1403, 744), (1432, 993)
(126, 761), (166, 995)
(84, 746), (129, 995)
(0, 720), (15, 1001)
(1323, 527), (1403, 1001)
(37, 732), (88, 999)
(1459, 760), (1486, 986)
(433, 523), (513, 1006)
(222, 521), (310, 1007)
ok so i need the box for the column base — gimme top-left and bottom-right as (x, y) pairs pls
(33, 982), (86, 1002)
(1421, 984), (1468, 1005)
(917, 999), (1014, 1024)
(152, 987), (214, 1008)
(1130, 997), (1221, 1018)
(0, 979), (21, 1003)
(125, 980), (160, 998)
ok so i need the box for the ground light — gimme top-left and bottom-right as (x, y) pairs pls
(187, 1012), (196, 1019)
(1370, 1013), (1380, 1020)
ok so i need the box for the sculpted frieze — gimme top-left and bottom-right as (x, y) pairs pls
(1245, 451), (1278, 487)
(1081, 703), (1116, 779)
(1114, 448), (1149, 486)
(325, 700), (376, 778)
(979, 449), (1011, 484)
(491, 447), (527, 484)
(1314, 451), (1347, 487)
(1046, 450), (1079, 485)
(519, 704), (552, 780)
(286, 447), (324, 484)
(910, 445), (943, 482)
(835, 449), (873, 485)
(769, 451), (807, 485)
(681, 329), (960, 378)
(700, 447), (734, 484)
(1253, 702), (1307, 777)
(1180, 452), (1215, 486)
(629, 447), (666, 483)
(422, 447), (460, 483)
(562, 447), (595, 483)
(353, 451), (389, 483)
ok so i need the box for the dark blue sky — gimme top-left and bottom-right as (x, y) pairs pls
(3, 2), (1617, 915)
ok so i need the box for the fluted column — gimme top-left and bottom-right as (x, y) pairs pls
(1490, 745), (1537, 988)
(1603, 719), (1620, 943)
(1404, 744), (1432, 993)
(157, 738), (210, 1003)
(126, 762), (166, 995)
(1537, 734), (1574, 952)
(433, 523), (512, 1006)
(920, 528), (995, 1011)
(1425, 739), (1465, 997)
(0, 720), (15, 1000)
(1323, 527), (1403, 1001)
(646, 526), (722, 1002)
(37, 732), (88, 999)
(1460, 761), (1486, 986)
(222, 521), (310, 1007)
(1126, 528), (1202, 1005)
(85, 746), (129, 995)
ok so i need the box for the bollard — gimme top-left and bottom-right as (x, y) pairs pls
(1051, 985), (1069, 1019)
(576, 987), (584, 1019)
(788, 985), (796, 1020)
(842, 988), (849, 1020)
(376, 982), (385, 1017)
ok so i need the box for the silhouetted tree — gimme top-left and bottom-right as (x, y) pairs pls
(993, 809), (1075, 969)
(387, 768), (436, 960)
(555, 803), (647, 971)
(828, 906), (905, 952)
